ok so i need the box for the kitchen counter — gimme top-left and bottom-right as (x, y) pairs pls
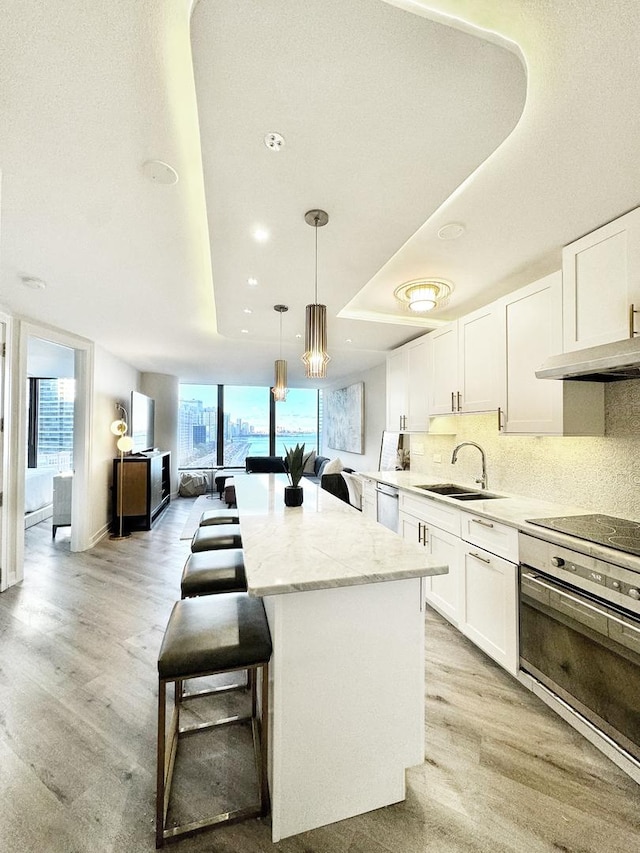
(233, 473), (448, 841)
(360, 470), (640, 572)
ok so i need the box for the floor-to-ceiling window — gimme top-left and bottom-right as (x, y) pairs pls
(274, 387), (319, 457)
(222, 385), (271, 465)
(178, 384), (319, 468)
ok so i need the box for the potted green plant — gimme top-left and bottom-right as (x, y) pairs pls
(283, 443), (307, 506)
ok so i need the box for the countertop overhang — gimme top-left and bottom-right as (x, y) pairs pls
(234, 473), (449, 596)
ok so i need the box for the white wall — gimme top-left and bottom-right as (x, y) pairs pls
(321, 362), (386, 472)
(92, 345), (140, 540)
(141, 372), (179, 495)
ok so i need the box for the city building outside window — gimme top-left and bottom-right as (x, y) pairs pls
(178, 384), (320, 468)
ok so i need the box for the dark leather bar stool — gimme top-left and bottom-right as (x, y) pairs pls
(199, 508), (240, 526)
(156, 593), (272, 847)
(191, 523), (242, 553)
(181, 549), (247, 598)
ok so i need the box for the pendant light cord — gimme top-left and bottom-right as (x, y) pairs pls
(314, 215), (319, 303)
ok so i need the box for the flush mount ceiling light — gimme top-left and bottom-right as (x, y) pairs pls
(141, 159), (179, 185)
(253, 226), (269, 243)
(272, 304), (289, 402)
(302, 209), (330, 379)
(394, 278), (453, 313)
(264, 132), (285, 151)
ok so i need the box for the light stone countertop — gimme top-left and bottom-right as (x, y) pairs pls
(234, 473), (449, 596)
(359, 470), (640, 573)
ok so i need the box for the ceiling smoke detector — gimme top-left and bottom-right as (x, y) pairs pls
(437, 222), (465, 240)
(142, 160), (179, 185)
(264, 132), (285, 151)
(21, 275), (47, 290)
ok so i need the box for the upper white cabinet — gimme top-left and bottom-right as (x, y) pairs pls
(386, 336), (430, 431)
(458, 305), (499, 413)
(496, 272), (604, 435)
(563, 206), (640, 350)
(386, 347), (408, 431)
(430, 307), (498, 415)
(429, 323), (459, 415)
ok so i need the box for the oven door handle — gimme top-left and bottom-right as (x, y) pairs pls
(522, 572), (640, 636)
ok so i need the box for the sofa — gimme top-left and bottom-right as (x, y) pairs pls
(245, 456), (287, 474)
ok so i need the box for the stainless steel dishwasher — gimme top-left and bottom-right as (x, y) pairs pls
(376, 482), (399, 532)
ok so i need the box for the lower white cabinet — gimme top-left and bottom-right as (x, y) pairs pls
(399, 495), (462, 625)
(459, 544), (518, 675)
(399, 489), (520, 676)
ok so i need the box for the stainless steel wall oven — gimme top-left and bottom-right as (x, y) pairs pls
(519, 532), (640, 765)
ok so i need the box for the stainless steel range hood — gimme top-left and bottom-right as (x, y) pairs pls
(536, 337), (640, 381)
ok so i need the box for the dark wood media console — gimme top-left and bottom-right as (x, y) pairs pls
(112, 451), (171, 533)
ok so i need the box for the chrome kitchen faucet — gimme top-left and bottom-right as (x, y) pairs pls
(451, 441), (487, 490)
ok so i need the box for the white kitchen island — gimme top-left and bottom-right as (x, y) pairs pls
(233, 473), (448, 841)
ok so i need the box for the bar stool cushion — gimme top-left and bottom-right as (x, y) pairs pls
(158, 593), (272, 681)
(181, 549), (247, 597)
(199, 508), (240, 526)
(191, 523), (242, 552)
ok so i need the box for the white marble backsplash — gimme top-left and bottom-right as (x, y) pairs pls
(409, 378), (640, 520)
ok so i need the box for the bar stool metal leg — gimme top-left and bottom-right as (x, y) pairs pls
(156, 661), (270, 847)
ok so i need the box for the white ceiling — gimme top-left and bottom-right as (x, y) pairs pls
(1, 1), (640, 388)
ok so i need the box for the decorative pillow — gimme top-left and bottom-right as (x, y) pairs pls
(303, 449), (317, 474)
(323, 457), (343, 475)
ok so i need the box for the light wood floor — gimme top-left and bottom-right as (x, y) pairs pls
(1, 498), (639, 853)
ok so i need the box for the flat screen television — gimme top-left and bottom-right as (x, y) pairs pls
(130, 391), (155, 453)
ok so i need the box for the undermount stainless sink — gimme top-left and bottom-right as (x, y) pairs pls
(414, 483), (503, 501)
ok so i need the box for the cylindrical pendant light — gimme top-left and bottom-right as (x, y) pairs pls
(272, 304), (288, 401)
(302, 209), (330, 379)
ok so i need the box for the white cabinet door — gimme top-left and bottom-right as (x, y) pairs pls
(386, 347), (408, 431)
(563, 207), (640, 351)
(430, 323), (459, 415)
(425, 525), (461, 625)
(399, 504), (460, 625)
(497, 271), (604, 435)
(458, 305), (498, 413)
(459, 544), (518, 674)
(406, 337), (430, 430)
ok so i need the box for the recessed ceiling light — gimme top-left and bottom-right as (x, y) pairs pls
(437, 222), (465, 240)
(253, 227), (269, 243)
(243, 308), (253, 314)
(264, 132), (285, 151)
(247, 277), (258, 286)
(241, 329), (249, 334)
(141, 159), (179, 185)
(295, 333), (302, 339)
(345, 338), (353, 343)
(21, 275), (46, 290)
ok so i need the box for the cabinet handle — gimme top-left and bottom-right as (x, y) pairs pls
(471, 517), (494, 529)
(457, 391), (462, 412)
(451, 392), (455, 412)
(497, 407), (503, 431)
(418, 522), (429, 546)
(630, 304), (639, 338)
(468, 550), (491, 565)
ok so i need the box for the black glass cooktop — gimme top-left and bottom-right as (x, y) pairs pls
(526, 514), (640, 557)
